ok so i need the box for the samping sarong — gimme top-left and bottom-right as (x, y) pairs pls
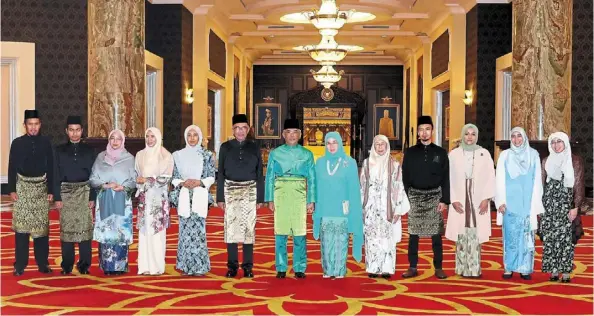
(224, 180), (257, 244)
(407, 187), (443, 236)
(274, 177), (307, 236)
(455, 179), (481, 277)
(60, 181), (93, 242)
(12, 174), (50, 238)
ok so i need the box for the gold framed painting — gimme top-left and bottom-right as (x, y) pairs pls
(373, 103), (400, 140)
(255, 103), (281, 139)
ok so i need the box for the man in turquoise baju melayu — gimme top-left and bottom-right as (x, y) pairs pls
(265, 118), (316, 279)
(314, 132), (363, 279)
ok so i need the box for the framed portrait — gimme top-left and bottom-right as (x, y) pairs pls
(207, 104), (212, 139)
(444, 106), (450, 140)
(255, 103), (281, 139)
(373, 103), (400, 140)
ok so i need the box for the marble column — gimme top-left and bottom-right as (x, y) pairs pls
(511, 0), (572, 139)
(88, 0), (145, 137)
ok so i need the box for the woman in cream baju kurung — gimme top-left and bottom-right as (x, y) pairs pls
(446, 124), (495, 278)
(495, 127), (544, 280)
(135, 127), (174, 275)
(360, 135), (410, 278)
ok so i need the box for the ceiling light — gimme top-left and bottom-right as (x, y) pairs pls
(281, 0), (375, 31)
(310, 64), (344, 89)
(294, 34), (363, 64)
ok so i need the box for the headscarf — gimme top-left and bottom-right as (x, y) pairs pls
(138, 127), (171, 176)
(105, 129), (125, 166)
(507, 127), (533, 179)
(173, 125), (205, 180)
(369, 135), (391, 181)
(460, 123), (481, 151)
(324, 131), (347, 165)
(545, 132), (574, 188)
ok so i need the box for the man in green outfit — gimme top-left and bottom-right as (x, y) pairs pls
(265, 118), (316, 279)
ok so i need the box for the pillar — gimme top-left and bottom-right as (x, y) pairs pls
(88, 0), (145, 137)
(448, 12), (467, 150)
(192, 14), (209, 139)
(511, 0), (573, 139)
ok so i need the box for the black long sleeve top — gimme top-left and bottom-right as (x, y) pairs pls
(53, 141), (98, 202)
(8, 134), (55, 194)
(216, 139), (264, 203)
(402, 142), (450, 205)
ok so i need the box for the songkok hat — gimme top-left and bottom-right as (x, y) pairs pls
(283, 118), (300, 130)
(24, 109), (40, 121)
(232, 114), (249, 126)
(417, 115), (433, 127)
(66, 115), (82, 126)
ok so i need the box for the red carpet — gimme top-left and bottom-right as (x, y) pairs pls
(1, 207), (592, 315)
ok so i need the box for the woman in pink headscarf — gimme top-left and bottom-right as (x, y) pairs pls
(135, 127), (174, 275)
(89, 129), (136, 275)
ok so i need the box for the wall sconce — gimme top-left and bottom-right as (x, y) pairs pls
(463, 90), (473, 106)
(185, 88), (194, 104)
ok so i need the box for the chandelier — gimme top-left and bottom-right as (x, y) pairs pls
(310, 65), (344, 89)
(281, 0), (375, 31)
(294, 34), (363, 64)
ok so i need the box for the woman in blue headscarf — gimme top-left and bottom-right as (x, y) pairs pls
(495, 127), (544, 280)
(314, 132), (363, 279)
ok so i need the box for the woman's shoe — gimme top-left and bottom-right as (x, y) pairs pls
(502, 272), (513, 279)
(368, 273), (378, 278)
(561, 277), (571, 283)
(520, 273), (531, 280)
(381, 273), (391, 279)
(549, 274), (559, 281)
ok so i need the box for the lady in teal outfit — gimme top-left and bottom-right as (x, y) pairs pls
(314, 132), (363, 279)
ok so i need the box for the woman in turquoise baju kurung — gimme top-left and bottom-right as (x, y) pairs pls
(314, 132), (363, 279)
(495, 127), (544, 280)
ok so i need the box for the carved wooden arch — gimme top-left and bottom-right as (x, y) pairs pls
(287, 86), (366, 123)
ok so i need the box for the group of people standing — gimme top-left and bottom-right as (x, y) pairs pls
(8, 110), (584, 284)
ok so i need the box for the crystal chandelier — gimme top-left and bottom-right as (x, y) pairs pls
(294, 33), (363, 64)
(310, 65), (344, 89)
(281, 0), (375, 31)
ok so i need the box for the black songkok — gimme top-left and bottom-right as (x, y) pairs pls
(66, 115), (82, 126)
(283, 118), (300, 130)
(24, 109), (40, 121)
(232, 114), (248, 126)
(417, 115), (433, 128)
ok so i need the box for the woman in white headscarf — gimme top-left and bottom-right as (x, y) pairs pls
(540, 132), (585, 283)
(495, 127), (544, 280)
(446, 124), (495, 278)
(170, 125), (216, 276)
(135, 127), (174, 275)
(359, 135), (410, 279)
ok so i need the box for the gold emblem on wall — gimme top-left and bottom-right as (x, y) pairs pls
(321, 88), (334, 102)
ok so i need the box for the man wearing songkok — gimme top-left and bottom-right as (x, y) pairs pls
(8, 109), (55, 276)
(402, 115), (450, 280)
(54, 116), (97, 275)
(265, 118), (316, 279)
(217, 114), (264, 278)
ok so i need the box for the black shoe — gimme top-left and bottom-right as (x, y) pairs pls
(276, 272), (286, 279)
(381, 273), (391, 279)
(435, 269), (448, 279)
(13, 269), (24, 276)
(104, 271), (111, 276)
(243, 269), (254, 278)
(295, 272), (306, 279)
(39, 266), (53, 274)
(561, 277), (571, 283)
(368, 273), (379, 278)
(402, 268), (418, 278)
(520, 273), (531, 280)
(226, 269), (238, 278)
(78, 268), (89, 275)
(61, 270), (71, 275)
(549, 275), (559, 281)
(502, 272), (513, 279)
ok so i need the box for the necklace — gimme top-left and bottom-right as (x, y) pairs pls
(327, 158), (342, 176)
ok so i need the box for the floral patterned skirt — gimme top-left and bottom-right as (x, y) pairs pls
(176, 213), (210, 275)
(99, 243), (129, 272)
(541, 178), (575, 273)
